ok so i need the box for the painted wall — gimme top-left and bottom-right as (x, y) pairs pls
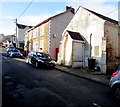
(104, 21), (119, 72)
(60, 32), (85, 67)
(50, 11), (74, 60)
(28, 30), (33, 52)
(38, 22), (49, 53)
(64, 35), (73, 66)
(61, 7), (105, 69)
(17, 27), (30, 48)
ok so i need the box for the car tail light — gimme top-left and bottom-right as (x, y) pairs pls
(112, 70), (119, 77)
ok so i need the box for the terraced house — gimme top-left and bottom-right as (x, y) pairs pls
(16, 23), (32, 49)
(24, 6), (74, 60)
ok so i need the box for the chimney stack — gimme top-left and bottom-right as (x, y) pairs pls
(65, 6), (75, 14)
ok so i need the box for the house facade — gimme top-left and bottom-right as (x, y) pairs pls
(25, 7), (74, 60)
(58, 6), (119, 74)
(16, 23), (32, 49)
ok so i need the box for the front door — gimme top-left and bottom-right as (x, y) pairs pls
(73, 42), (84, 67)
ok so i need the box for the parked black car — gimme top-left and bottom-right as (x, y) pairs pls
(25, 51), (56, 68)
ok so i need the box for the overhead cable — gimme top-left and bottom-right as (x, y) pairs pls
(17, 0), (34, 19)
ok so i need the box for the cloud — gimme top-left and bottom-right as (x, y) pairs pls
(67, 0), (118, 21)
(18, 14), (53, 26)
(0, 14), (53, 35)
(0, 15), (15, 35)
(0, 1), (119, 35)
(0, 24), (16, 35)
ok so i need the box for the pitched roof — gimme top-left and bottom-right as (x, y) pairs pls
(34, 9), (74, 29)
(79, 6), (118, 24)
(17, 23), (33, 29)
(67, 30), (84, 41)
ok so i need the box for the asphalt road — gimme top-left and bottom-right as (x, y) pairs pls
(2, 47), (120, 107)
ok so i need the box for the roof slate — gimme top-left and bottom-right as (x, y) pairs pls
(34, 9), (74, 28)
(67, 30), (84, 41)
(17, 24), (33, 29)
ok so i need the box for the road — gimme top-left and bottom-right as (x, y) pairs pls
(1, 47), (120, 107)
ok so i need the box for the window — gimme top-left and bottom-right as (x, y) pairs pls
(36, 27), (39, 38)
(29, 31), (32, 40)
(40, 40), (44, 52)
(40, 25), (44, 36)
(33, 42), (38, 51)
(94, 46), (99, 56)
(33, 28), (38, 38)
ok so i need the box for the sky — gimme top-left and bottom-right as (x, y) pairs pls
(0, 0), (119, 35)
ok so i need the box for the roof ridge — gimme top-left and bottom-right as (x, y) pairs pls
(78, 6), (118, 24)
(34, 9), (74, 28)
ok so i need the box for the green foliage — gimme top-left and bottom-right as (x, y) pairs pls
(0, 34), (15, 42)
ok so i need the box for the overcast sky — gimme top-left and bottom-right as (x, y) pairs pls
(0, 0), (119, 35)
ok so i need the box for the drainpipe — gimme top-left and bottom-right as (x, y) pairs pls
(90, 33), (92, 57)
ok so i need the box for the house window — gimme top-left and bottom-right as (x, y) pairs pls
(94, 46), (99, 56)
(36, 27), (39, 38)
(33, 30), (35, 38)
(29, 31), (32, 40)
(40, 25), (44, 36)
(33, 42), (38, 51)
(33, 28), (38, 38)
(40, 40), (44, 52)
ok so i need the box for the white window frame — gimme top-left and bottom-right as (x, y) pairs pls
(40, 25), (44, 36)
(36, 27), (39, 38)
(40, 40), (44, 52)
(29, 31), (32, 40)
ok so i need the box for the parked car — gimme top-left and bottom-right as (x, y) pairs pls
(25, 51), (56, 68)
(7, 49), (23, 58)
(109, 66), (120, 100)
(6, 47), (15, 52)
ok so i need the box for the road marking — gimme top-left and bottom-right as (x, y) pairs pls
(13, 58), (25, 62)
(2, 56), (7, 60)
(93, 103), (102, 107)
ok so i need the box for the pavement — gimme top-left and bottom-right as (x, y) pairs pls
(55, 65), (111, 86)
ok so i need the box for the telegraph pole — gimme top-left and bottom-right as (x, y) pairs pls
(15, 18), (17, 48)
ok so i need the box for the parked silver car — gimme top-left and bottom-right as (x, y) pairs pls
(7, 49), (23, 58)
(109, 66), (120, 100)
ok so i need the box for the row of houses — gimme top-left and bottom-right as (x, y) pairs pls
(24, 6), (75, 60)
(16, 6), (120, 74)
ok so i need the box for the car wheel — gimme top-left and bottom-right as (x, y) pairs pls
(114, 85), (120, 100)
(35, 62), (39, 68)
(10, 54), (13, 58)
